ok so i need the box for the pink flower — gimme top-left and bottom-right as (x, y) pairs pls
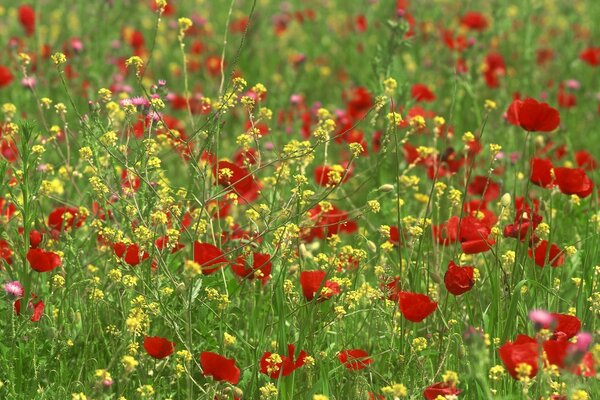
(529, 309), (554, 329)
(4, 281), (24, 297)
(574, 332), (593, 353)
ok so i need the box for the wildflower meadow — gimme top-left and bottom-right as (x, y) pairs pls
(0, 0), (599, 399)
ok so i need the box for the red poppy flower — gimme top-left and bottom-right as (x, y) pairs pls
(0, 239), (13, 264)
(299, 270), (340, 301)
(149, 0), (175, 15)
(550, 313), (580, 340)
(444, 261), (475, 296)
(30, 299), (45, 322)
(460, 11), (488, 31)
(302, 204), (358, 241)
(580, 47), (600, 66)
(213, 160), (253, 193)
(193, 242), (227, 275)
(575, 150), (598, 171)
(530, 158), (554, 188)
(388, 226), (404, 246)
(542, 339), (594, 377)
(468, 176), (500, 201)
(432, 216), (459, 245)
(345, 86), (373, 120)
(200, 351), (240, 384)
(411, 84), (436, 102)
(259, 344), (308, 379)
(461, 236), (496, 254)
(128, 30), (145, 50)
(29, 230), (43, 248)
(498, 335), (539, 379)
(503, 209), (543, 241)
(18, 5), (36, 36)
(27, 248), (62, 272)
(483, 53), (506, 88)
(423, 382), (462, 400)
(355, 14), (367, 32)
(528, 240), (565, 268)
(204, 55), (223, 76)
(506, 98), (560, 132)
(381, 276), (402, 301)
(557, 85), (576, 109)
(458, 216), (495, 254)
(121, 169), (141, 193)
(48, 206), (86, 231)
(464, 201), (497, 227)
(398, 292), (437, 322)
(231, 252), (272, 286)
(337, 349), (373, 370)
(113, 242), (149, 266)
(553, 167), (594, 198)
(154, 236), (185, 253)
(0, 66), (13, 88)
(144, 336), (175, 359)
(314, 164), (352, 186)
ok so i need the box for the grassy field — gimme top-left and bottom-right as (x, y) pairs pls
(0, 0), (598, 399)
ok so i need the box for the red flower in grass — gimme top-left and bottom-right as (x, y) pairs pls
(398, 292), (437, 322)
(388, 226), (404, 246)
(483, 53), (506, 88)
(528, 240), (564, 268)
(506, 98), (560, 132)
(460, 11), (488, 31)
(338, 349), (373, 370)
(467, 175), (500, 201)
(260, 344), (308, 379)
(550, 313), (580, 340)
(530, 158), (554, 188)
(302, 204), (358, 242)
(200, 352), (240, 385)
(503, 209), (543, 241)
(543, 339), (595, 377)
(143, 336), (175, 359)
(113, 242), (149, 266)
(432, 216), (459, 245)
(27, 248), (62, 272)
(345, 86), (373, 120)
(0, 66), (13, 88)
(193, 242), (227, 275)
(0, 239), (13, 265)
(30, 299), (45, 322)
(48, 206), (86, 231)
(411, 84), (436, 102)
(381, 276), (402, 301)
(575, 150), (598, 171)
(314, 164), (352, 186)
(580, 47), (600, 66)
(231, 252), (272, 286)
(461, 237), (495, 254)
(423, 382), (462, 400)
(28, 230), (44, 248)
(498, 335), (539, 379)
(213, 160), (261, 203)
(18, 5), (36, 36)
(444, 261), (475, 296)
(299, 270), (340, 301)
(458, 216), (495, 254)
(553, 167), (594, 198)
(154, 236), (185, 253)
(15, 296), (45, 322)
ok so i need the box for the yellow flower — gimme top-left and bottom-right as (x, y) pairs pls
(51, 52), (67, 65)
